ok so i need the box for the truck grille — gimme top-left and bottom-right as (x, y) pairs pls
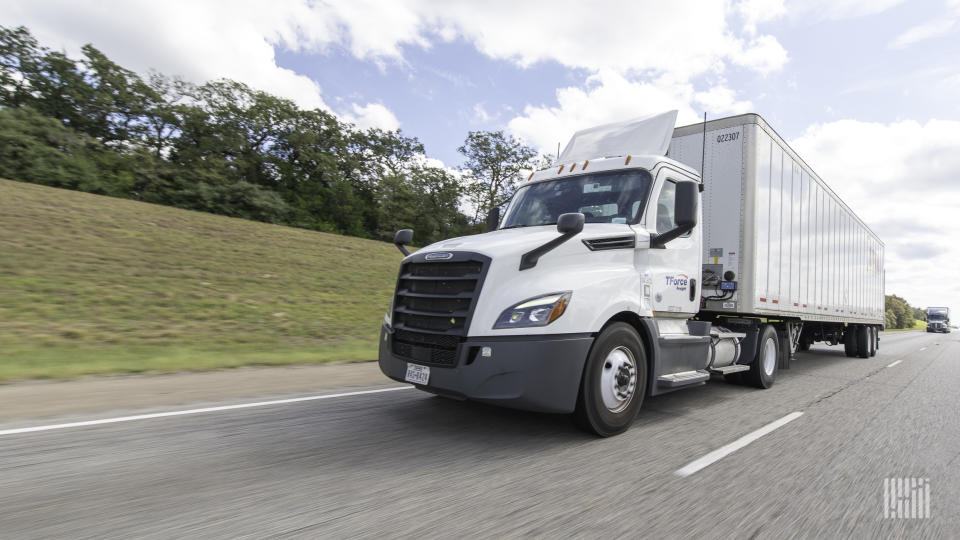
(391, 252), (490, 367)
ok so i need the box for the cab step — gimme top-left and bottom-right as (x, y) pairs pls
(657, 370), (709, 389)
(708, 364), (750, 375)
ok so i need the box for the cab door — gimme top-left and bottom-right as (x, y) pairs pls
(646, 167), (702, 315)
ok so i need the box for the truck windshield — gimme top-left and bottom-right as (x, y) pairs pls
(501, 169), (652, 229)
(928, 309), (948, 321)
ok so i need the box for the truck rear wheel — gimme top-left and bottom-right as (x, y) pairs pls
(857, 326), (870, 358)
(744, 324), (778, 389)
(843, 329), (858, 357)
(868, 327), (877, 357)
(574, 323), (647, 437)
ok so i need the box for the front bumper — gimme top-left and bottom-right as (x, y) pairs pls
(378, 324), (593, 413)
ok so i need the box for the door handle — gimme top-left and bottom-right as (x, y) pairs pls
(690, 278), (697, 302)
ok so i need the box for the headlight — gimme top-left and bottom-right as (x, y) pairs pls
(494, 292), (571, 329)
(385, 297), (394, 326)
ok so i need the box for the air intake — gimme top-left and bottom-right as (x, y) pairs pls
(582, 235), (636, 251)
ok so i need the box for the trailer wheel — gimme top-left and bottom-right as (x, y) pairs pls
(843, 329), (858, 357)
(574, 323), (647, 437)
(868, 327), (877, 357)
(797, 335), (811, 352)
(856, 326), (870, 358)
(744, 324), (778, 389)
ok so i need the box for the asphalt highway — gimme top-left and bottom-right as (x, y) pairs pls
(1, 330), (957, 538)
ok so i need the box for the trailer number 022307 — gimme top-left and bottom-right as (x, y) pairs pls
(717, 132), (740, 143)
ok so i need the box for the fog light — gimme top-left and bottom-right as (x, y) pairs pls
(481, 347), (492, 358)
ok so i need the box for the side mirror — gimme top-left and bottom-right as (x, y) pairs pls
(651, 181), (698, 248)
(557, 212), (585, 235)
(393, 229), (413, 256)
(674, 181), (698, 229)
(486, 206), (500, 231)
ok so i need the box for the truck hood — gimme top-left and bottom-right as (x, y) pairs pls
(409, 224), (651, 337)
(416, 224), (642, 260)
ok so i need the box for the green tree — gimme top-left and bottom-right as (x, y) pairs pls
(458, 130), (537, 225)
(0, 26), (42, 108)
(884, 294), (916, 329)
(0, 106), (133, 196)
(0, 24), (476, 244)
(376, 165), (471, 245)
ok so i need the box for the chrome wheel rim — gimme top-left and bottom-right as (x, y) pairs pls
(762, 336), (777, 376)
(600, 346), (637, 413)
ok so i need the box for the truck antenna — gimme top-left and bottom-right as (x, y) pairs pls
(700, 112), (707, 182)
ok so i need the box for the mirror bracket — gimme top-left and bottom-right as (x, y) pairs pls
(519, 213), (584, 270)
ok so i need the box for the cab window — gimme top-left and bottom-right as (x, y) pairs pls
(656, 180), (678, 234)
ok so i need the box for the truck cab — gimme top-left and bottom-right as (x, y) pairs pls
(379, 112), (746, 436)
(926, 307), (950, 333)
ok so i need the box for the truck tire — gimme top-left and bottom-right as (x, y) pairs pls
(744, 324), (778, 389)
(797, 335), (811, 352)
(574, 323), (647, 437)
(843, 329), (858, 357)
(857, 326), (870, 358)
(868, 327), (877, 357)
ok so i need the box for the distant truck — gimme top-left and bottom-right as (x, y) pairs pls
(926, 307), (950, 333)
(379, 112), (886, 436)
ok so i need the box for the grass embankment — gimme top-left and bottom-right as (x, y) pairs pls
(885, 320), (927, 332)
(0, 179), (402, 381)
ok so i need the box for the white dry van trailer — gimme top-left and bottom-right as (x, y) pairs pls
(379, 111), (885, 436)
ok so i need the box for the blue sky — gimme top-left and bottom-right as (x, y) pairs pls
(5, 0), (960, 312)
(274, 41), (588, 163)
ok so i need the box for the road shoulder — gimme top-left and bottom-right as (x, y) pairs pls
(0, 361), (391, 421)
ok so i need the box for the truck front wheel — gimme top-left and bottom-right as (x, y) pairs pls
(574, 323), (647, 437)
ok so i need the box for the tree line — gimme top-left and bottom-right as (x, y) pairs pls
(0, 25), (543, 245)
(884, 294), (927, 329)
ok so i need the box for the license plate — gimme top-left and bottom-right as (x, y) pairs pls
(405, 363), (430, 385)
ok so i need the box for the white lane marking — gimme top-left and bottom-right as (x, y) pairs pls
(919, 347), (927, 351)
(675, 412), (804, 478)
(887, 360), (903, 368)
(0, 386), (413, 437)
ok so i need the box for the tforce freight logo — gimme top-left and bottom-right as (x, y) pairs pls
(665, 274), (689, 292)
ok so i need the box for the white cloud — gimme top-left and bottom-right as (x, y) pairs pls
(737, 0), (786, 34)
(791, 118), (960, 310)
(736, 0), (904, 31)
(5, 0), (332, 110)
(7, 0), (788, 83)
(789, 0), (908, 20)
(506, 70), (759, 156)
(890, 18), (956, 49)
(472, 103), (492, 124)
(506, 70), (701, 154)
(5, 0), (789, 135)
(694, 86), (754, 115)
(427, 0), (785, 78)
(728, 35), (789, 74)
(341, 103), (401, 131)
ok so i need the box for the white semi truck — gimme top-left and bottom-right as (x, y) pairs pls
(378, 112), (886, 436)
